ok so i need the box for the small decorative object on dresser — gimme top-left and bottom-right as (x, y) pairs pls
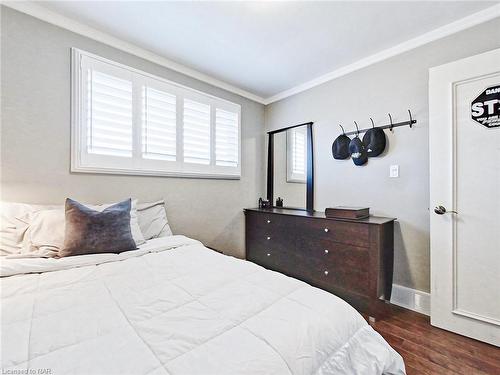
(325, 206), (370, 220)
(276, 197), (283, 207)
(258, 198), (272, 209)
(244, 207), (395, 318)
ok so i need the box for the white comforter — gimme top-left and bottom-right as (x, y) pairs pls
(1, 236), (405, 375)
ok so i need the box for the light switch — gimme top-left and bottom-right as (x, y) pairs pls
(390, 165), (399, 178)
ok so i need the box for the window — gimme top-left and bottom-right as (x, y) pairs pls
(286, 127), (307, 183)
(72, 48), (241, 178)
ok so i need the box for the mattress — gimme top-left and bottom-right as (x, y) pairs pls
(1, 235), (405, 375)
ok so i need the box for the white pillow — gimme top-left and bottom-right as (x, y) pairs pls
(19, 209), (63, 257)
(0, 202), (58, 256)
(19, 199), (145, 256)
(137, 200), (172, 240)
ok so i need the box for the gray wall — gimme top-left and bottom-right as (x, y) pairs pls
(0, 7), (265, 258)
(265, 17), (500, 292)
(3, 6), (500, 293)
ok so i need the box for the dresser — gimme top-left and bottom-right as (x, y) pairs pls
(244, 208), (395, 318)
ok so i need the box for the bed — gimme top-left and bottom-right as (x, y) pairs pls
(1, 235), (405, 375)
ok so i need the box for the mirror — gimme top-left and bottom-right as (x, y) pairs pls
(274, 126), (307, 208)
(267, 123), (313, 211)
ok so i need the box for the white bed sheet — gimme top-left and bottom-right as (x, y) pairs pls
(1, 235), (405, 375)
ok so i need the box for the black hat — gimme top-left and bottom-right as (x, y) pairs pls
(332, 132), (351, 160)
(349, 136), (367, 166)
(362, 126), (386, 157)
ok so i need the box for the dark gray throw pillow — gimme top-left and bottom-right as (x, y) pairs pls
(60, 198), (137, 257)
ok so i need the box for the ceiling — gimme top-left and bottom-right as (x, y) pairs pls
(34, 1), (499, 101)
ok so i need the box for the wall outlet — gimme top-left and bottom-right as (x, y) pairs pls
(390, 165), (399, 178)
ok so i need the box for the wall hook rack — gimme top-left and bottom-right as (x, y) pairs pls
(342, 109), (417, 136)
(408, 109), (413, 128)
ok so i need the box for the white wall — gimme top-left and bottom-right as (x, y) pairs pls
(265, 17), (500, 292)
(0, 7), (266, 258)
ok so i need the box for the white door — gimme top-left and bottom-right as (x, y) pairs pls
(429, 48), (500, 346)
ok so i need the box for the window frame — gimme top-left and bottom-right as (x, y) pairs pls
(71, 48), (241, 179)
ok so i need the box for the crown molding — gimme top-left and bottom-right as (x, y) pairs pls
(264, 3), (500, 105)
(1, 1), (267, 104)
(3, 1), (500, 106)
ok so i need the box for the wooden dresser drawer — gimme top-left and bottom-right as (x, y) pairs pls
(246, 240), (281, 270)
(245, 210), (297, 228)
(308, 266), (371, 296)
(309, 240), (370, 273)
(246, 212), (298, 245)
(301, 218), (370, 248)
(247, 237), (307, 276)
(246, 212), (302, 274)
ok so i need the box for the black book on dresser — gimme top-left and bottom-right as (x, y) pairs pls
(244, 207), (395, 318)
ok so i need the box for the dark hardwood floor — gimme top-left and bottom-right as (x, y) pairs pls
(363, 306), (500, 374)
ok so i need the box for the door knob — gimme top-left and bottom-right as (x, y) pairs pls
(434, 205), (458, 215)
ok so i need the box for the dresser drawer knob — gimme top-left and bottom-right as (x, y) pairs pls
(324, 228), (329, 233)
(267, 220), (271, 224)
(266, 236), (271, 240)
(266, 253), (271, 257)
(324, 249), (329, 254)
(324, 270), (329, 276)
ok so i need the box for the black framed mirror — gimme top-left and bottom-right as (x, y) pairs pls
(267, 122), (314, 211)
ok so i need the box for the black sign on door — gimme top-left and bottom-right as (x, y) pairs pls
(471, 84), (500, 128)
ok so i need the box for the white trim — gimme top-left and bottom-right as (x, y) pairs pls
(264, 4), (500, 104)
(3, 1), (500, 105)
(452, 309), (500, 327)
(390, 284), (431, 316)
(71, 164), (240, 180)
(2, 1), (266, 104)
(70, 47), (82, 174)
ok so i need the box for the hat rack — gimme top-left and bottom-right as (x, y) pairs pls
(342, 109), (416, 136)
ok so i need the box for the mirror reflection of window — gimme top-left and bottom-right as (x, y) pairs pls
(287, 127), (307, 183)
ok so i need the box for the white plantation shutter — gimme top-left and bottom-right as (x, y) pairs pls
(292, 128), (306, 175)
(142, 87), (177, 161)
(87, 70), (133, 157)
(216, 109), (239, 167)
(287, 127), (307, 183)
(73, 49), (240, 178)
(183, 99), (211, 165)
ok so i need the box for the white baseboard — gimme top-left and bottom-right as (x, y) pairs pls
(390, 284), (430, 316)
